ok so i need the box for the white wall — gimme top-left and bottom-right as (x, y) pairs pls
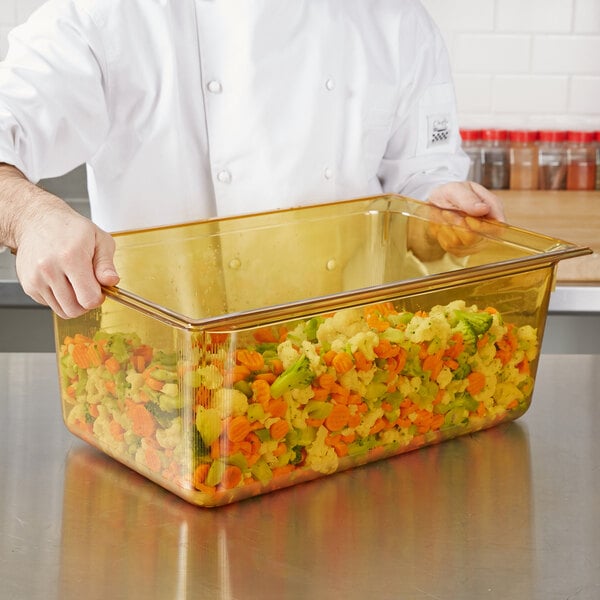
(1, 0), (599, 130)
(421, 0), (600, 130)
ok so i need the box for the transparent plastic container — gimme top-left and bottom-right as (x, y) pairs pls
(460, 129), (483, 184)
(53, 195), (589, 506)
(538, 130), (567, 191)
(509, 130), (539, 190)
(566, 130), (597, 191)
(481, 129), (510, 189)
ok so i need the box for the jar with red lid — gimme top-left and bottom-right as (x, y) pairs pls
(509, 130), (539, 190)
(566, 131), (597, 191)
(538, 130), (567, 190)
(459, 129), (483, 184)
(481, 129), (510, 189)
(595, 131), (600, 190)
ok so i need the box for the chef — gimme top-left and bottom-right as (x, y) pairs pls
(0, 0), (502, 319)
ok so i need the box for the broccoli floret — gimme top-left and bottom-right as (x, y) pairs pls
(454, 320), (477, 353)
(270, 354), (316, 398)
(452, 309), (493, 335)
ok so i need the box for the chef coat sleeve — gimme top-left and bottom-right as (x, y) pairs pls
(377, 5), (470, 201)
(0, 1), (109, 183)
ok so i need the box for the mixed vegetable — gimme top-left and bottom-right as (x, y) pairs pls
(58, 299), (538, 505)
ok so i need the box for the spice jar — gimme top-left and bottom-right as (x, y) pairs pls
(566, 130), (597, 191)
(509, 130), (539, 190)
(481, 129), (510, 190)
(596, 131), (600, 191)
(538, 130), (567, 191)
(460, 129), (483, 184)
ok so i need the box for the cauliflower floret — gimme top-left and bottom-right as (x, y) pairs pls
(92, 405), (127, 454)
(277, 340), (301, 369)
(380, 428), (412, 448)
(339, 368), (369, 396)
(197, 365), (224, 390)
(156, 417), (182, 450)
(212, 387), (249, 418)
(305, 426), (339, 474)
(300, 340), (327, 376)
(405, 310), (452, 346)
(517, 325), (539, 361)
(317, 307), (367, 350)
(290, 385), (315, 406)
(436, 365), (454, 389)
(126, 370), (145, 394)
(354, 407), (384, 438)
(347, 330), (380, 361)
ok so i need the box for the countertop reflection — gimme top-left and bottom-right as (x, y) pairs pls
(1, 353), (599, 600)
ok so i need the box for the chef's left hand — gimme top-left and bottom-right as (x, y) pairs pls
(428, 181), (505, 221)
(425, 181), (504, 257)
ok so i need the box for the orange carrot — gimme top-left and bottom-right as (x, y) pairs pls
(445, 333), (465, 359)
(231, 364), (251, 383)
(270, 358), (284, 375)
(266, 397), (288, 418)
(269, 419), (290, 441)
(236, 349), (264, 371)
(323, 350), (337, 366)
(324, 403), (350, 431)
(422, 350), (444, 380)
(253, 327), (278, 343)
(374, 339), (398, 359)
(517, 356), (530, 375)
(252, 379), (271, 404)
(125, 401), (156, 438)
(145, 377), (164, 392)
(109, 419), (124, 441)
(227, 415), (252, 443)
(466, 371), (486, 395)
(318, 372), (336, 389)
(348, 413), (362, 428)
(311, 387), (330, 401)
(133, 355), (146, 373)
(353, 350), (373, 371)
(71, 344), (91, 369)
(254, 372), (277, 384)
(145, 446), (162, 473)
(104, 356), (121, 374)
(221, 465), (243, 489)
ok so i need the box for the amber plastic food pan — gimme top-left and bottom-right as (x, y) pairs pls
(54, 195), (590, 506)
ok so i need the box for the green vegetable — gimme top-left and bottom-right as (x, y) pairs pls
(270, 355), (316, 398)
(452, 309), (493, 335)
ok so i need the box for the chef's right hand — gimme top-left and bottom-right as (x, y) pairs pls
(15, 201), (119, 320)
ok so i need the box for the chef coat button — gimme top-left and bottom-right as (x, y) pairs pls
(324, 167), (333, 180)
(217, 169), (231, 183)
(207, 80), (222, 94)
(325, 78), (335, 91)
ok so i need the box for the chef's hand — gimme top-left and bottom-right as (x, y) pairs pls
(428, 180), (505, 221)
(16, 207), (119, 319)
(426, 181), (504, 257)
(407, 181), (504, 261)
(1, 164), (119, 319)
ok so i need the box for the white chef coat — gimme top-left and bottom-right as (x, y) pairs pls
(0, 0), (469, 233)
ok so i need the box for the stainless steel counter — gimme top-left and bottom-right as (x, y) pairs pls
(1, 353), (599, 600)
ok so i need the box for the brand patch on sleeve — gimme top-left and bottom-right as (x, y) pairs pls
(427, 114), (451, 148)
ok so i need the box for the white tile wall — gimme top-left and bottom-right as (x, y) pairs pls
(422, 0), (600, 129)
(1, 0), (599, 129)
